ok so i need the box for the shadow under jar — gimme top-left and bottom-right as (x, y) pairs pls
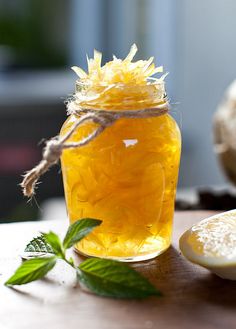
(60, 82), (181, 262)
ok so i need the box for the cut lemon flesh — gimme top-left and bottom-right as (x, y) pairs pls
(179, 210), (236, 280)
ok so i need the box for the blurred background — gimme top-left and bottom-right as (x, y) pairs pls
(1, 0), (236, 222)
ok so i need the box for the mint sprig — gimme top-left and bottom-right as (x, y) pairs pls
(5, 218), (161, 299)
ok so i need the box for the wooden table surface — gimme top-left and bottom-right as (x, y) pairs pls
(0, 211), (236, 329)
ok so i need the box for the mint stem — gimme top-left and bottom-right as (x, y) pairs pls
(64, 256), (75, 268)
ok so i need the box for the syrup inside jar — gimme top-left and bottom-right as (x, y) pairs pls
(60, 45), (181, 261)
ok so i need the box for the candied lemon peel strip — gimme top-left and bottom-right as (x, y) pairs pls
(179, 210), (236, 280)
(71, 44), (167, 110)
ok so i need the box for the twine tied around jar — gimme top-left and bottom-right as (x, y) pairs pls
(21, 102), (169, 197)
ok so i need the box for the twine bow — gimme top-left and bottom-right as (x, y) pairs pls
(21, 102), (169, 197)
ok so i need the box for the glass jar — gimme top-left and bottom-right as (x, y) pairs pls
(60, 82), (181, 262)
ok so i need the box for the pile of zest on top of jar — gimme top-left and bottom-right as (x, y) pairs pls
(71, 44), (167, 110)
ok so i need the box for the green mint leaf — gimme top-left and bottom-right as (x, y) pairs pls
(24, 235), (54, 254)
(63, 218), (102, 249)
(42, 232), (64, 258)
(78, 258), (162, 299)
(5, 257), (57, 286)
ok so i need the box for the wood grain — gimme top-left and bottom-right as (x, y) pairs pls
(0, 211), (236, 329)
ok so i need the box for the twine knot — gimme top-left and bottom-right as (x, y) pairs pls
(43, 139), (63, 163)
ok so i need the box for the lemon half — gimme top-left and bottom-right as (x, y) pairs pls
(179, 210), (236, 280)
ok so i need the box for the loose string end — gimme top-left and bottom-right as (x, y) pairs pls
(21, 139), (63, 197)
(21, 167), (41, 198)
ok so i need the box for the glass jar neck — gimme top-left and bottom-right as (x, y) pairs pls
(74, 79), (167, 111)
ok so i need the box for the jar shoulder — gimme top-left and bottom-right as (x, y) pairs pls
(60, 113), (181, 146)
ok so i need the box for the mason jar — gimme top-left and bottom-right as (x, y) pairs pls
(60, 80), (181, 261)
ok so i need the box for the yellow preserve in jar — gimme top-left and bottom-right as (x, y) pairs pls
(60, 45), (181, 261)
